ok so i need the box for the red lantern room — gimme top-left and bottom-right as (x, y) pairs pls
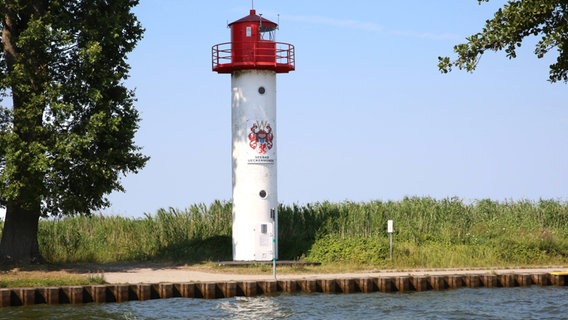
(212, 10), (295, 74)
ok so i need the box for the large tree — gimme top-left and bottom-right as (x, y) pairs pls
(0, 0), (148, 263)
(439, 0), (568, 82)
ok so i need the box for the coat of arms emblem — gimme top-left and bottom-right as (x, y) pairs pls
(248, 120), (273, 154)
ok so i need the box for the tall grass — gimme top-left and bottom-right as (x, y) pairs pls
(2, 197), (567, 267)
(38, 200), (232, 263)
(304, 197), (568, 268)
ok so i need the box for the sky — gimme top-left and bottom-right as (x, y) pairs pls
(5, 0), (567, 219)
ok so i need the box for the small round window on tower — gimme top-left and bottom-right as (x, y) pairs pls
(258, 86), (266, 95)
(259, 190), (267, 199)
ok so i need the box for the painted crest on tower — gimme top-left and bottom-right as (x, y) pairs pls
(247, 120), (275, 164)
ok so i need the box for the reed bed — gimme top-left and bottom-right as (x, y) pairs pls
(38, 200), (233, 263)
(2, 197), (567, 267)
(302, 197), (568, 268)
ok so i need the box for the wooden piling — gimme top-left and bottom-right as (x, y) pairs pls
(298, 280), (318, 293)
(62, 286), (84, 304)
(430, 276), (447, 290)
(393, 276), (410, 293)
(0, 271), (566, 307)
(155, 283), (174, 299)
(531, 273), (551, 286)
(86, 285), (108, 303)
(0, 289), (11, 308)
(175, 283), (195, 298)
(464, 275), (481, 288)
(376, 277), (393, 293)
(411, 276), (429, 292)
(39, 287), (60, 305)
(337, 279), (356, 294)
(15, 288), (36, 306)
(110, 285), (130, 303)
(197, 283), (217, 299)
(278, 280), (297, 293)
(319, 279), (337, 293)
(447, 275), (463, 289)
(130, 284), (151, 301)
(514, 274), (532, 287)
(218, 282), (236, 298)
(480, 274), (498, 288)
(550, 274), (565, 286)
(498, 274), (516, 287)
(257, 280), (277, 295)
(356, 278), (375, 293)
(238, 281), (257, 297)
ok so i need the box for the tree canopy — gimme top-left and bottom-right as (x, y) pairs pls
(439, 0), (568, 82)
(0, 0), (148, 263)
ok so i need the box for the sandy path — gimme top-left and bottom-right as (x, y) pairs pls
(100, 266), (566, 284)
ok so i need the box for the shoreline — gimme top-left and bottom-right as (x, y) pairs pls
(100, 265), (568, 284)
(2, 266), (567, 307)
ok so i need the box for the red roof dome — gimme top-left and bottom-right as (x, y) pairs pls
(229, 9), (277, 32)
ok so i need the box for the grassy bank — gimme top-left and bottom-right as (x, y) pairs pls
(2, 197), (568, 268)
(38, 200), (233, 263)
(302, 198), (568, 268)
(0, 269), (105, 288)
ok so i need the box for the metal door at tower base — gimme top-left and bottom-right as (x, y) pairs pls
(254, 222), (274, 261)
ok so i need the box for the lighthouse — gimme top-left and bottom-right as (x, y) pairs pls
(212, 9), (295, 261)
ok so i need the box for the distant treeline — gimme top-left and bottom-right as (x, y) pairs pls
(2, 197), (567, 268)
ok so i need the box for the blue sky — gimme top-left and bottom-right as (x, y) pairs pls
(94, 0), (568, 217)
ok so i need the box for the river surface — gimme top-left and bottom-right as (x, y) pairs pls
(1, 286), (567, 319)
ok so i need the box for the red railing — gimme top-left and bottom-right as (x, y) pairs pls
(212, 41), (295, 73)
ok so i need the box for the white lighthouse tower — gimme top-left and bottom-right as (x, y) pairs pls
(212, 9), (295, 261)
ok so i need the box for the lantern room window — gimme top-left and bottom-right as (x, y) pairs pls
(260, 26), (276, 41)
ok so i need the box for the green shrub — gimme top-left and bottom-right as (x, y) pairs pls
(307, 235), (389, 265)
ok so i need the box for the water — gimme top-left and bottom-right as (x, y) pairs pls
(1, 286), (567, 320)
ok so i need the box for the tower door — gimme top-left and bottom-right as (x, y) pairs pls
(254, 222), (274, 261)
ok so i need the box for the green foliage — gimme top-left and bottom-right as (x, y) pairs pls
(307, 235), (389, 265)
(38, 201), (233, 263)
(439, 0), (568, 82)
(277, 202), (336, 259)
(0, 0), (148, 216)
(1, 198), (566, 267)
(297, 197), (568, 267)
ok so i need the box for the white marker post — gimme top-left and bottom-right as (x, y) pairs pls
(387, 220), (394, 261)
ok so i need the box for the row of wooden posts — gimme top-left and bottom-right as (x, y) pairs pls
(1, 272), (566, 307)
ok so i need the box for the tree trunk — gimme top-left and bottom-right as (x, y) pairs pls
(0, 201), (45, 264)
(0, 3), (48, 265)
